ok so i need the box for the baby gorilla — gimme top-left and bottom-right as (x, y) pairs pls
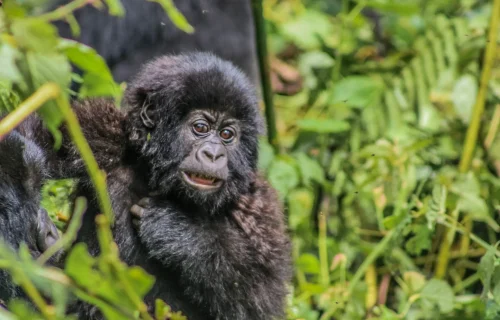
(0, 132), (60, 304)
(123, 54), (292, 319)
(20, 53), (291, 319)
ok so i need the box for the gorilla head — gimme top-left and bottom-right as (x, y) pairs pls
(124, 53), (264, 211)
(0, 132), (60, 301)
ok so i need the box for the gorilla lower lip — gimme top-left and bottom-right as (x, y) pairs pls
(182, 172), (222, 189)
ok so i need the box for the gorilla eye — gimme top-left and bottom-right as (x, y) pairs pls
(219, 128), (235, 142)
(193, 121), (210, 135)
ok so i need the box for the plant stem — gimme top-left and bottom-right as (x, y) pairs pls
(457, 0), (500, 277)
(0, 83), (59, 141)
(484, 104), (500, 150)
(332, 0), (350, 82)
(55, 94), (114, 223)
(252, 0), (279, 152)
(36, 0), (89, 21)
(318, 211), (330, 287)
(434, 206), (459, 279)
(347, 229), (396, 296)
(459, 0), (500, 172)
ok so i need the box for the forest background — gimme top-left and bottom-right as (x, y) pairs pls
(1, 0), (500, 319)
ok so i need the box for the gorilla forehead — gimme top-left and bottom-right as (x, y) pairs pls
(126, 52), (263, 130)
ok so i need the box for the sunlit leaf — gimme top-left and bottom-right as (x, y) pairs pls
(267, 158), (300, 197)
(420, 279), (455, 313)
(452, 74), (477, 124)
(296, 253), (320, 275)
(331, 76), (384, 108)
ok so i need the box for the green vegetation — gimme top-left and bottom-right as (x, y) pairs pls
(1, 0), (500, 319)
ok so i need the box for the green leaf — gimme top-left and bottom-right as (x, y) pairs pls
(479, 246), (497, 299)
(11, 18), (59, 53)
(295, 153), (325, 187)
(420, 279), (455, 313)
(452, 75), (477, 124)
(297, 119), (350, 134)
(296, 253), (320, 274)
(104, 0), (125, 16)
(124, 266), (155, 299)
(257, 138), (275, 172)
(267, 158), (300, 197)
(0, 83), (20, 113)
(23, 52), (72, 146)
(59, 39), (121, 99)
(281, 11), (334, 49)
(403, 224), (432, 255)
(0, 44), (22, 82)
(151, 0), (194, 34)
(331, 76), (384, 108)
(287, 188), (315, 230)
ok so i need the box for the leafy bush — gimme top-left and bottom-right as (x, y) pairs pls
(1, 0), (500, 319)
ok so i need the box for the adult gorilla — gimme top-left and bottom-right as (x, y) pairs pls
(50, 0), (260, 85)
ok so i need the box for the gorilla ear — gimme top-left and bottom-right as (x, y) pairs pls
(124, 87), (157, 150)
(125, 86), (157, 129)
(140, 101), (155, 129)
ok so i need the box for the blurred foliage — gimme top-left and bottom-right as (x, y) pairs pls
(1, 0), (500, 319)
(261, 0), (500, 319)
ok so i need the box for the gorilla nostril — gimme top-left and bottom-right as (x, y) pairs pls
(203, 150), (215, 161)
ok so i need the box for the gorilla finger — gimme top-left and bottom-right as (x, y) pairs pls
(138, 197), (154, 208)
(130, 204), (145, 218)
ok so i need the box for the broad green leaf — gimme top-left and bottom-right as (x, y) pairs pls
(331, 76), (384, 108)
(0, 44), (22, 82)
(296, 253), (320, 274)
(22, 52), (71, 146)
(295, 153), (325, 187)
(267, 158), (300, 197)
(403, 271), (426, 294)
(257, 138), (275, 172)
(59, 40), (113, 80)
(281, 11), (334, 50)
(59, 40), (121, 99)
(125, 266), (155, 299)
(287, 188), (315, 230)
(403, 224), (432, 256)
(11, 18), (58, 53)
(479, 247), (497, 299)
(297, 119), (350, 134)
(452, 75), (477, 124)
(421, 279), (455, 313)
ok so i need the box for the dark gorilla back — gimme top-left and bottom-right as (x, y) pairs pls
(51, 0), (260, 84)
(0, 132), (60, 303)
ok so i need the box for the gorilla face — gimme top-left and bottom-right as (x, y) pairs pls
(123, 52), (264, 212)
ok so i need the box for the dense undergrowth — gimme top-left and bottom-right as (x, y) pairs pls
(1, 0), (500, 319)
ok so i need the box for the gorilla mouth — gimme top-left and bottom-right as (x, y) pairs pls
(182, 171), (223, 190)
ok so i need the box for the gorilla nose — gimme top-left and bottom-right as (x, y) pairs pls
(197, 143), (227, 167)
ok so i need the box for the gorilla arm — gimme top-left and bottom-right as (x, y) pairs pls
(130, 176), (292, 320)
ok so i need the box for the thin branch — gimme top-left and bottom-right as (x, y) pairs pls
(252, 0), (279, 152)
(459, 0), (500, 172)
(0, 83), (60, 141)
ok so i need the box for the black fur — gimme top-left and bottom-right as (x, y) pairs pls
(50, 0), (260, 85)
(0, 132), (60, 303)
(19, 53), (291, 319)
